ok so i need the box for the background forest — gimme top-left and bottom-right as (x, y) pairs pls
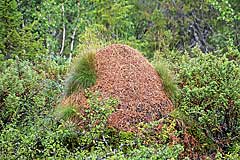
(0, 0), (239, 159)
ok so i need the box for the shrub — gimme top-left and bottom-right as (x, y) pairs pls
(0, 59), (62, 129)
(175, 48), (240, 153)
(63, 92), (185, 159)
(0, 58), (69, 159)
(1, 85), (185, 159)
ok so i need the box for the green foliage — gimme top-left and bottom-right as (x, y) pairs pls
(65, 51), (96, 96)
(130, 144), (184, 160)
(67, 91), (119, 153)
(0, 87), (184, 159)
(215, 142), (240, 160)
(67, 93), (185, 159)
(0, 59), (62, 129)
(208, 0), (239, 50)
(140, 7), (173, 59)
(0, 0), (45, 60)
(0, 117), (71, 159)
(33, 55), (68, 80)
(88, 0), (135, 40)
(175, 48), (240, 153)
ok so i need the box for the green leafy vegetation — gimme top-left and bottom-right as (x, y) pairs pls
(0, 89), (185, 159)
(0, 0), (239, 159)
(177, 49), (240, 154)
(0, 59), (62, 129)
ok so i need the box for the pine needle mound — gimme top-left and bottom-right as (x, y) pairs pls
(62, 44), (174, 131)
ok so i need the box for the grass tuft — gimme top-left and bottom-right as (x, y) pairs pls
(152, 59), (178, 101)
(65, 50), (97, 96)
(54, 105), (77, 121)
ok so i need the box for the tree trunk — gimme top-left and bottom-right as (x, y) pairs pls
(59, 4), (65, 55)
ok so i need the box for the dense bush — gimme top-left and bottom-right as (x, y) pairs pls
(0, 58), (66, 159)
(170, 48), (240, 155)
(0, 87), (185, 159)
(0, 59), (62, 129)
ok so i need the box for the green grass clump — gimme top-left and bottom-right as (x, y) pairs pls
(65, 51), (96, 96)
(152, 59), (178, 100)
(54, 105), (77, 121)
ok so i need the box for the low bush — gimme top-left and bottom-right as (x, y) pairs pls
(0, 59), (62, 129)
(173, 48), (240, 155)
(0, 89), (185, 159)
